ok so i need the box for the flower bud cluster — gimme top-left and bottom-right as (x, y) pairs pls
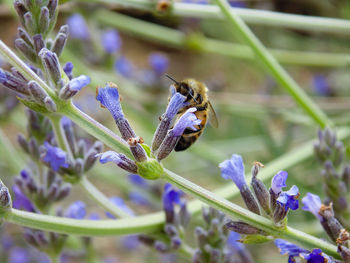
(0, 179), (12, 220)
(314, 128), (350, 226)
(220, 155), (300, 241)
(194, 207), (253, 263)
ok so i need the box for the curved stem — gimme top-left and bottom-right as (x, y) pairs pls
(212, 0), (332, 128)
(80, 176), (131, 218)
(60, 102), (132, 158)
(95, 10), (350, 68)
(90, 0), (350, 35)
(49, 115), (74, 159)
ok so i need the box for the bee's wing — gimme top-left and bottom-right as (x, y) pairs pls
(208, 101), (218, 128)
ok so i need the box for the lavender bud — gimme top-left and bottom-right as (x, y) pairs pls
(84, 148), (98, 172)
(154, 241), (168, 253)
(171, 236), (182, 250)
(34, 231), (48, 247)
(195, 226), (208, 250)
(74, 158), (84, 176)
(251, 162), (270, 215)
(28, 80), (48, 103)
(138, 235), (155, 247)
(28, 137), (40, 159)
(343, 165), (350, 189)
(38, 7), (50, 34)
(164, 224), (178, 236)
(97, 151), (138, 173)
(63, 62), (73, 80)
(240, 184), (261, 215)
(55, 184), (71, 201)
(334, 141), (344, 167)
(77, 139), (87, 157)
(273, 202), (288, 224)
(23, 230), (39, 247)
(43, 96), (57, 112)
(51, 33), (67, 57)
(210, 249), (221, 263)
(46, 183), (58, 200)
(39, 48), (61, 85)
(17, 133), (29, 153)
(23, 12), (35, 35)
(339, 245), (350, 263)
(179, 203), (191, 227)
(193, 249), (204, 263)
(46, 170), (56, 188)
(32, 34), (45, 55)
(47, 0), (58, 18)
(14, 0), (27, 24)
(0, 69), (29, 95)
(325, 128), (336, 147)
(225, 221), (262, 235)
(59, 75), (91, 100)
(128, 141), (147, 162)
(18, 27), (33, 47)
(0, 186), (11, 208)
(15, 38), (36, 62)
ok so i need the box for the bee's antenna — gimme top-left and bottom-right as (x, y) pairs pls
(165, 74), (180, 85)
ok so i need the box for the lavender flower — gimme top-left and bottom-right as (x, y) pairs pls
(41, 142), (69, 171)
(101, 29), (121, 54)
(148, 53), (169, 75)
(276, 185), (299, 211)
(156, 108), (201, 161)
(12, 185), (35, 212)
(219, 154), (246, 189)
(63, 62), (73, 79)
(9, 247), (30, 263)
(65, 201), (86, 219)
(96, 151), (138, 173)
(152, 89), (187, 152)
(106, 197), (134, 218)
(163, 183), (184, 222)
(274, 239), (334, 263)
(129, 191), (150, 206)
(115, 56), (134, 78)
(128, 174), (149, 188)
(96, 84), (124, 121)
(59, 75), (91, 100)
(67, 14), (90, 40)
(219, 154), (260, 215)
(302, 193), (322, 220)
(122, 235), (140, 251)
(312, 75), (331, 96)
(271, 171), (288, 195)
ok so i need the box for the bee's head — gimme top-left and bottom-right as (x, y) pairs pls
(165, 74), (198, 103)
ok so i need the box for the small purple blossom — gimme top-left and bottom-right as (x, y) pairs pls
(42, 142), (69, 171)
(63, 62), (73, 78)
(88, 212), (100, 220)
(122, 235), (140, 250)
(96, 84), (124, 121)
(128, 174), (148, 188)
(276, 185), (299, 211)
(101, 29), (122, 54)
(67, 14), (90, 40)
(61, 116), (72, 129)
(96, 151), (138, 173)
(219, 154), (246, 190)
(226, 231), (245, 251)
(115, 56), (134, 78)
(148, 53), (169, 75)
(162, 183), (184, 213)
(172, 108), (201, 137)
(12, 185), (35, 212)
(275, 239), (333, 263)
(106, 197), (134, 218)
(69, 75), (91, 91)
(129, 191), (150, 206)
(312, 75), (331, 96)
(65, 200), (86, 219)
(302, 193), (322, 220)
(165, 90), (187, 121)
(9, 247), (30, 263)
(271, 171), (288, 194)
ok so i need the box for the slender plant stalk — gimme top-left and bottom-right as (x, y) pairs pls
(89, 0), (350, 35)
(94, 10), (350, 68)
(212, 0), (332, 128)
(49, 113), (130, 219)
(80, 176), (132, 218)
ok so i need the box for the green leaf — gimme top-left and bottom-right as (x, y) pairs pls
(239, 234), (273, 244)
(17, 97), (51, 114)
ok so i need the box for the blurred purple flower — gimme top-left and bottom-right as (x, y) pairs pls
(312, 75), (331, 96)
(302, 193), (322, 220)
(9, 247), (30, 263)
(129, 191), (150, 206)
(65, 201), (86, 219)
(115, 56), (134, 78)
(229, 1), (246, 7)
(128, 174), (148, 188)
(42, 142), (69, 171)
(101, 29), (122, 54)
(1, 234), (13, 250)
(12, 185), (35, 212)
(106, 197), (134, 218)
(67, 14), (90, 40)
(148, 53), (169, 75)
(122, 235), (140, 250)
(163, 183), (184, 214)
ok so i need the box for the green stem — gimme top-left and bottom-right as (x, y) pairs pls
(6, 127), (350, 259)
(90, 0), (350, 35)
(164, 169), (340, 259)
(60, 101), (132, 158)
(80, 176), (132, 218)
(212, 0), (332, 128)
(94, 10), (350, 68)
(49, 115), (74, 159)
(0, 40), (54, 96)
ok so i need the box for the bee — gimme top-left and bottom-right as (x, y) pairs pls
(166, 75), (218, 151)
